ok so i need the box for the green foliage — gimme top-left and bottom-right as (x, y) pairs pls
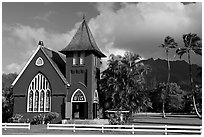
(150, 83), (185, 113)
(8, 114), (28, 123)
(176, 33), (202, 118)
(193, 84), (202, 113)
(99, 52), (151, 115)
(108, 111), (131, 125)
(2, 73), (17, 122)
(31, 112), (59, 125)
(2, 73), (18, 90)
(2, 89), (14, 122)
(31, 114), (45, 125)
(44, 112), (59, 124)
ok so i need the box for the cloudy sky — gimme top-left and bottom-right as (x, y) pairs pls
(2, 2), (202, 74)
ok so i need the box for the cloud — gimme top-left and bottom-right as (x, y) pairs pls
(2, 2), (202, 73)
(4, 22), (80, 50)
(2, 22), (80, 73)
(6, 63), (24, 73)
(88, 2), (202, 64)
(34, 11), (55, 22)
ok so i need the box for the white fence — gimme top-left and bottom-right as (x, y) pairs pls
(47, 123), (202, 135)
(2, 123), (31, 130)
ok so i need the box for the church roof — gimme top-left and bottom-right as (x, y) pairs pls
(60, 17), (106, 57)
(42, 46), (67, 84)
(12, 42), (68, 86)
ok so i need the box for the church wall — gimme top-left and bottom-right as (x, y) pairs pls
(65, 51), (95, 119)
(12, 48), (67, 122)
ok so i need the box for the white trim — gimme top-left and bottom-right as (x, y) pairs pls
(94, 90), (99, 103)
(12, 45), (41, 86)
(27, 73), (51, 112)
(12, 45), (68, 87)
(35, 57), (44, 66)
(73, 52), (77, 65)
(79, 52), (85, 65)
(71, 89), (86, 102)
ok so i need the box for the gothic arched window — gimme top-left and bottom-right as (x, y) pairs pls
(71, 89), (86, 102)
(27, 73), (51, 112)
(94, 90), (99, 103)
(40, 91), (44, 111)
(28, 90), (33, 111)
(46, 90), (51, 111)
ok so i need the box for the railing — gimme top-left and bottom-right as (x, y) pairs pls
(47, 123), (202, 135)
(2, 123), (31, 130)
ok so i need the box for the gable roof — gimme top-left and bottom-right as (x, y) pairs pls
(60, 18), (106, 57)
(11, 43), (68, 86)
(41, 46), (67, 84)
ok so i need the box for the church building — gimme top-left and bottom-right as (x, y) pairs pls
(11, 17), (106, 122)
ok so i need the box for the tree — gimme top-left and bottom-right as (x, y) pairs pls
(176, 33), (202, 119)
(99, 52), (151, 117)
(159, 36), (178, 118)
(151, 83), (185, 113)
(2, 73), (17, 122)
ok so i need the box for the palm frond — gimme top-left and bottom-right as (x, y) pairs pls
(193, 48), (202, 55)
(161, 36), (177, 49)
(176, 48), (188, 59)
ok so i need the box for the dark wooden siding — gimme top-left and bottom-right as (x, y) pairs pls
(12, 48), (66, 122)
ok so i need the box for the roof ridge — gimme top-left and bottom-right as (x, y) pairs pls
(60, 18), (106, 57)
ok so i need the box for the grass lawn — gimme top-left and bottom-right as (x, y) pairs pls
(2, 114), (202, 135)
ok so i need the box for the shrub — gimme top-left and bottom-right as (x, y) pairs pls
(108, 111), (125, 125)
(9, 114), (23, 123)
(31, 113), (44, 125)
(44, 112), (59, 124)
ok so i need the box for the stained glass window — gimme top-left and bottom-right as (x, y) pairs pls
(34, 91), (39, 111)
(27, 73), (51, 112)
(46, 90), (50, 111)
(40, 91), (44, 111)
(29, 91), (33, 111)
(35, 57), (44, 66)
(72, 89), (86, 102)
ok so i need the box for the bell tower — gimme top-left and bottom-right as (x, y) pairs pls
(60, 16), (106, 119)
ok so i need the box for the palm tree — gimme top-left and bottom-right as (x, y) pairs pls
(160, 36), (178, 118)
(176, 33), (202, 119)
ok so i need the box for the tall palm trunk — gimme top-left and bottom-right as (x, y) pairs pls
(187, 51), (202, 119)
(162, 49), (170, 118)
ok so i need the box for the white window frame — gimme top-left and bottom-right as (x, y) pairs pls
(79, 52), (85, 65)
(71, 89), (86, 103)
(94, 90), (99, 103)
(35, 57), (44, 66)
(73, 52), (78, 65)
(27, 73), (51, 112)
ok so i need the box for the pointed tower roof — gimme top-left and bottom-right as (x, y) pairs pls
(60, 16), (106, 57)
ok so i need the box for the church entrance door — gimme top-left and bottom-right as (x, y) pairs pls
(71, 89), (88, 119)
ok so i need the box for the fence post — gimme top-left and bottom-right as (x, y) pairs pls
(132, 124), (134, 134)
(4, 123), (7, 130)
(101, 124), (104, 133)
(200, 126), (202, 134)
(47, 123), (49, 129)
(28, 123), (30, 130)
(164, 125), (167, 135)
(73, 123), (75, 133)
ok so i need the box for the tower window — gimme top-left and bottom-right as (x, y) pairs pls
(73, 52), (85, 66)
(79, 52), (85, 65)
(27, 73), (51, 112)
(73, 52), (78, 65)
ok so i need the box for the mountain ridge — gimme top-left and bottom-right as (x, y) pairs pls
(140, 58), (202, 91)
